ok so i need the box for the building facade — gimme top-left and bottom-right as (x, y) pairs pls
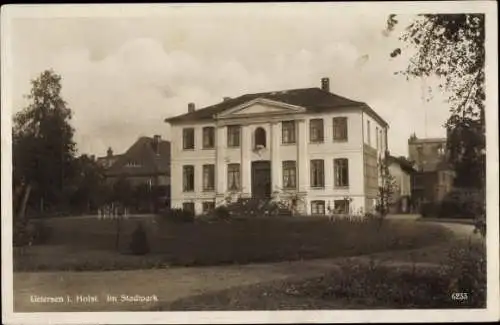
(387, 155), (415, 213)
(97, 135), (171, 188)
(407, 135), (455, 208)
(165, 78), (389, 216)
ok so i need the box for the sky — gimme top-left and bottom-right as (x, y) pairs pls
(8, 4), (451, 158)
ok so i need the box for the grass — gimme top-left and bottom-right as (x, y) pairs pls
(157, 239), (486, 310)
(14, 215), (453, 271)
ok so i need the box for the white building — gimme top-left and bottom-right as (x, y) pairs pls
(165, 78), (389, 216)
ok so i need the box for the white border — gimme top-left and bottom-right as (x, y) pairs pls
(1, 2), (499, 324)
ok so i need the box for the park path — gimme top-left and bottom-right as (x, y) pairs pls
(13, 219), (480, 312)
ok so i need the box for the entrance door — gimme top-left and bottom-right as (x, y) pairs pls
(252, 161), (271, 198)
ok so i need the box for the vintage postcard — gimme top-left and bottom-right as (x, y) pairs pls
(1, 2), (499, 324)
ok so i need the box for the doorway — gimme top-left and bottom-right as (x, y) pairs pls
(251, 161), (271, 198)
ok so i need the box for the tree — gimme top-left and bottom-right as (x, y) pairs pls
(376, 151), (397, 218)
(386, 14), (485, 189)
(68, 154), (108, 214)
(386, 14), (486, 233)
(13, 70), (76, 218)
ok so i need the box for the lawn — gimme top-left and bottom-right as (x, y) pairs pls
(14, 215), (454, 271)
(158, 239), (486, 310)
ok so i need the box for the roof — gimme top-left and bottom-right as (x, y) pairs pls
(105, 137), (171, 177)
(388, 155), (416, 174)
(165, 87), (388, 127)
(408, 137), (447, 144)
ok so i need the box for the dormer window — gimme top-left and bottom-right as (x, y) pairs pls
(126, 161), (141, 168)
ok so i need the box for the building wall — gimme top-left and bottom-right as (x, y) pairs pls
(362, 112), (388, 213)
(170, 105), (388, 216)
(408, 138), (447, 171)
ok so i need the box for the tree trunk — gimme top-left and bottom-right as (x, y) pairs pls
(18, 183), (32, 220)
(115, 215), (121, 251)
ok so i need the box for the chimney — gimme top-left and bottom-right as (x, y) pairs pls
(107, 147), (113, 157)
(223, 97), (231, 102)
(153, 135), (161, 155)
(188, 102), (195, 113)
(321, 77), (330, 92)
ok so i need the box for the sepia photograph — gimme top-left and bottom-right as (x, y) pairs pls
(1, 2), (498, 324)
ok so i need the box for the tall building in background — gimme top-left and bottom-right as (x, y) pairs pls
(407, 134), (455, 208)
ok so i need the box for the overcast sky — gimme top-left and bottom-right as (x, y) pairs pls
(8, 4), (451, 157)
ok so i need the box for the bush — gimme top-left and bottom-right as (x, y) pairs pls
(212, 206), (231, 221)
(129, 222), (150, 255)
(438, 188), (485, 219)
(161, 208), (195, 223)
(420, 202), (439, 218)
(443, 241), (486, 307)
(13, 219), (52, 246)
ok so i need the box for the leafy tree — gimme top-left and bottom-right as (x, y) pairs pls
(68, 154), (108, 213)
(13, 70), (76, 217)
(387, 14), (485, 189)
(386, 14), (486, 233)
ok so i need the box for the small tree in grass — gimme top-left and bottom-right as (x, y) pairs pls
(129, 222), (150, 255)
(375, 151), (397, 228)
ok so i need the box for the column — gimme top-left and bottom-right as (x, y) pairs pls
(241, 125), (252, 197)
(271, 122), (281, 197)
(297, 119), (309, 193)
(216, 126), (227, 204)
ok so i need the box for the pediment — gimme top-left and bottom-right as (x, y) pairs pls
(216, 98), (306, 119)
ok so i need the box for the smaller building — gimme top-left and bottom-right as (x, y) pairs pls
(387, 155), (415, 213)
(98, 135), (171, 187)
(97, 135), (171, 211)
(97, 148), (122, 169)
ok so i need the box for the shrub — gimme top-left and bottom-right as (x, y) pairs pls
(212, 206), (231, 221)
(13, 219), (30, 247)
(438, 188), (485, 219)
(129, 222), (150, 255)
(29, 220), (52, 245)
(161, 208), (195, 223)
(13, 219), (52, 246)
(420, 202), (439, 218)
(442, 241), (486, 307)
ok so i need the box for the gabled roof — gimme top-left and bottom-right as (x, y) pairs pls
(165, 87), (388, 127)
(388, 155), (417, 174)
(105, 137), (170, 177)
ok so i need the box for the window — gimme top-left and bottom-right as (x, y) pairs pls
(310, 159), (325, 188)
(282, 161), (297, 189)
(202, 127), (215, 149)
(334, 199), (350, 214)
(332, 117), (348, 141)
(311, 200), (325, 215)
(183, 165), (194, 192)
(282, 120), (296, 144)
(202, 201), (215, 214)
(202, 164), (215, 191)
(379, 129), (383, 151)
(227, 163), (241, 191)
(182, 202), (195, 214)
(227, 125), (241, 147)
(310, 119), (324, 143)
(367, 120), (371, 146)
(376, 127), (379, 150)
(183, 128), (195, 150)
(125, 160), (141, 167)
(255, 127), (266, 148)
(334, 158), (349, 187)
(437, 145), (445, 156)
